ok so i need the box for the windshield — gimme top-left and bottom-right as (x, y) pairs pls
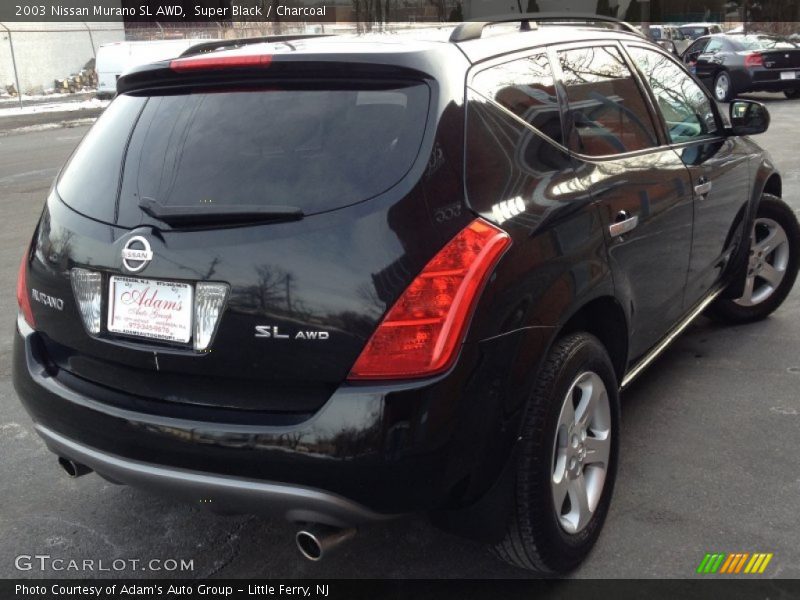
(58, 83), (430, 226)
(736, 35), (798, 50)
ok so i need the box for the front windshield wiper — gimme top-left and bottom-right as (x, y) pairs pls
(139, 198), (305, 226)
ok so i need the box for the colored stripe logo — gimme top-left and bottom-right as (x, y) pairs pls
(697, 552), (773, 574)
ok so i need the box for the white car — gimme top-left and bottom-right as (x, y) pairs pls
(647, 24), (692, 54)
(96, 39), (218, 99)
(679, 22), (725, 40)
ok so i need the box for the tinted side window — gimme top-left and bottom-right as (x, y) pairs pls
(626, 45), (719, 144)
(470, 53), (563, 145)
(705, 38), (726, 53)
(684, 38), (709, 57)
(466, 53), (574, 225)
(558, 46), (659, 156)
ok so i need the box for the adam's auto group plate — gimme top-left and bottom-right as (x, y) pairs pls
(108, 276), (193, 343)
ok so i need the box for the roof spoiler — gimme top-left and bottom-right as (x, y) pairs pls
(450, 12), (643, 43)
(179, 34), (334, 57)
(117, 57), (431, 95)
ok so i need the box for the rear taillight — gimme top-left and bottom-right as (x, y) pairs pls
(169, 54), (272, 72)
(16, 252), (35, 328)
(70, 268), (102, 335)
(745, 52), (764, 68)
(348, 218), (511, 380)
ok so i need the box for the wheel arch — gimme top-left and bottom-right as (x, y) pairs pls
(556, 295), (629, 384)
(762, 172), (782, 199)
(720, 164), (782, 298)
(432, 294), (629, 544)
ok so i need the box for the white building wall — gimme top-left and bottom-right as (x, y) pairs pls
(0, 22), (125, 94)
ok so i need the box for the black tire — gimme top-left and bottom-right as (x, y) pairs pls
(493, 333), (620, 573)
(713, 70), (734, 103)
(784, 89), (800, 100)
(708, 194), (800, 324)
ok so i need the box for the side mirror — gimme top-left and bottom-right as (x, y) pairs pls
(729, 100), (770, 135)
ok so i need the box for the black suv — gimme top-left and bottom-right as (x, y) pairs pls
(12, 15), (800, 573)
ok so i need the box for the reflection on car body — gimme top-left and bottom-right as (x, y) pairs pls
(12, 15), (799, 574)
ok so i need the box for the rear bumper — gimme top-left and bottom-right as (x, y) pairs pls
(35, 423), (386, 527)
(735, 68), (800, 93)
(13, 316), (546, 526)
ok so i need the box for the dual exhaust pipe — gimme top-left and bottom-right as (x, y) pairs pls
(56, 457), (355, 561)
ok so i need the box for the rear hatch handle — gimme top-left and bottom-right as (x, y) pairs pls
(139, 198), (305, 226)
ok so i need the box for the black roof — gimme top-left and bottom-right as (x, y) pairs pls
(117, 19), (653, 94)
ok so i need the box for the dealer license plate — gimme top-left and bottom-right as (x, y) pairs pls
(108, 276), (193, 343)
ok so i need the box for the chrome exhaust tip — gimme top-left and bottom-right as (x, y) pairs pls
(295, 524), (356, 561)
(58, 456), (92, 478)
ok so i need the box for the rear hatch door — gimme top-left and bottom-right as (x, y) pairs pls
(32, 59), (439, 414)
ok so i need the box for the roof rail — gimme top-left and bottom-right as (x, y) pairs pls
(449, 12), (643, 43)
(179, 34), (333, 57)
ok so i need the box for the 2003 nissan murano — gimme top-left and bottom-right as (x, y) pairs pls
(13, 15), (799, 572)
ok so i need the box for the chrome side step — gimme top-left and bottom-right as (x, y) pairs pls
(620, 288), (722, 390)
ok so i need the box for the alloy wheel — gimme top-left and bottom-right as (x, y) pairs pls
(734, 217), (790, 306)
(715, 73), (730, 101)
(551, 371), (612, 534)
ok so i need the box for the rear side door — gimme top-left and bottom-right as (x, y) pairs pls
(625, 43), (750, 306)
(553, 43), (695, 360)
(683, 37), (710, 77)
(695, 37), (728, 84)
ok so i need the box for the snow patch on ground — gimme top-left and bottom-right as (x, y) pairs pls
(0, 98), (109, 118)
(0, 118), (97, 137)
(0, 91), (77, 104)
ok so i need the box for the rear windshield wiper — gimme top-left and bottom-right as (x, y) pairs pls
(139, 198), (304, 226)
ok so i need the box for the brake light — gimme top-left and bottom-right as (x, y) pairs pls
(16, 252), (35, 328)
(348, 219), (511, 380)
(169, 54), (272, 72)
(745, 52), (764, 68)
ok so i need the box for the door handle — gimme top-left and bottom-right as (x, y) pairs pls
(609, 211), (638, 238)
(695, 178), (713, 197)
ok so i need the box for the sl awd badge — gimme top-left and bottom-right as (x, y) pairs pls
(121, 236), (154, 273)
(255, 325), (330, 340)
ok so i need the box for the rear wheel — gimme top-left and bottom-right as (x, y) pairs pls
(713, 71), (734, 102)
(494, 333), (619, 573)
(784, 89), (800, 100)
(708, 194), (800, 323)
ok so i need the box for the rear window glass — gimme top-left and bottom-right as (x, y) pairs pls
(736, 35), (798, 50)
(58, 83), (430, 225)
(119, 85), (430, 225)
(56, 94), (146, 222)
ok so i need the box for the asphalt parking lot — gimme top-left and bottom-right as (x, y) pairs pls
(0, 94), (799, 580)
